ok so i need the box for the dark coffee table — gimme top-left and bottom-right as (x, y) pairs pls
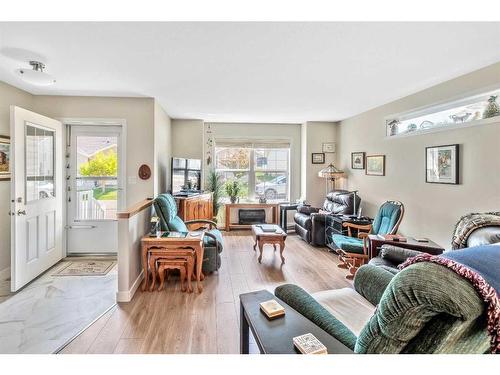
(239, 290), (353, 354)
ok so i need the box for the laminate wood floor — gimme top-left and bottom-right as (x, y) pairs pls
(60, 231), (353, 354)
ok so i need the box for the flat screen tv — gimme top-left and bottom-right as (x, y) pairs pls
(171, 157), (202, 195)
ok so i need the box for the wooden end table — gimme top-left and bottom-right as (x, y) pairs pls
(141, 231), (205, 293)
(240, 290), (353, 354)
(367, 234), (444, 259)
(251, 224), (287, 264)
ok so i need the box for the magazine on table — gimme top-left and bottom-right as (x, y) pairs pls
(161, 231), (188, 238)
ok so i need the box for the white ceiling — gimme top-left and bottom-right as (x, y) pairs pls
(0, 22), (499, 123)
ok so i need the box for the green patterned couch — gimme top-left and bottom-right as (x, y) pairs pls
(275, 262), (491, 353)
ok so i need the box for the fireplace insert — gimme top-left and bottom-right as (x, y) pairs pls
(238, 209), (266, 225)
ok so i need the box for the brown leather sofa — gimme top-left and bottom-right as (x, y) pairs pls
(294, 190), (361, 246)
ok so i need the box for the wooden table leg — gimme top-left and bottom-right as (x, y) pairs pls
(195, 243), (204, 293)
(180, 266), (186, 292)
(141, 244), (149, 291)
(280, 240), (286, 264)
(149, 255), (157, 292)
(258, 241), (264, 263)
(186, 255), (194, 293)
(158, 265), (166, 291)
(240, 300), (250, 354)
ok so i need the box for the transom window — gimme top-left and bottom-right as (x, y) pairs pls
(386, 87), (500, 137)
(215, 140), (290, 202)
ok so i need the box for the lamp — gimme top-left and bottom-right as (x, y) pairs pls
(15, 61), (56, 86)
(318, 163), (345, 195)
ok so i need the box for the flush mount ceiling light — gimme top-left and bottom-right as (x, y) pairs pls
(15, 61), (56, 86)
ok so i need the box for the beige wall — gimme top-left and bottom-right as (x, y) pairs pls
(32, 95), (156, 206)
(154, 101), (172, 195)
(0, 82), (34, 273)
(338, 62), (500, 248)
(171, 119), (204, 160)
(301, 121), (339, 207)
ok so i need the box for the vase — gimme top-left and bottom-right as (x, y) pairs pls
(230, 197), (237, 204)
(483, 95), (500, 119)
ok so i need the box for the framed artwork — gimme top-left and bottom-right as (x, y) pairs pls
(0, 135), (10, 181)
(366, 155), (385, 176)
(426, 144), (459, 184)
(322, 142), (336, 153)
(351, 152), (365, 169)
(311, 153), (325, 164)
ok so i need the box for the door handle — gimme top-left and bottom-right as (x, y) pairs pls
(17, 210), (26, 216)
(8, 211), (15, 216)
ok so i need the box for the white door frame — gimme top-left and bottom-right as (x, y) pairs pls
(59, 118), (127, 257)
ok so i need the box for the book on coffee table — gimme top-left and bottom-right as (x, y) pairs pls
(259, 299), (285, 319)
(293, 333), (328, 354)
(258, 225), (278, 233)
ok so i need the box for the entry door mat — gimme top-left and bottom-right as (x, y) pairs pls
(53, 261), (115, 276)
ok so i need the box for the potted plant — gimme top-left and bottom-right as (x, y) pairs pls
(206, 169), (224, 220)
(225, 180), (241, 204)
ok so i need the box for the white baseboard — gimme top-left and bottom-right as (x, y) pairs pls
(116, 270), (144, 303)
(0, 267), (10, 282)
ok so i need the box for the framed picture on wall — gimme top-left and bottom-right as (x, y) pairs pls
(322, 142), (336, 153)
(311, 153), (325, 164)
(0, 135), (10, 181)
(425, 144), (459, 184)
(366, 155), (385, 176)
(351, 152), (365, 169)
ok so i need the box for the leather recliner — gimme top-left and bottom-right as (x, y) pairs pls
(294, 190), (361, 246)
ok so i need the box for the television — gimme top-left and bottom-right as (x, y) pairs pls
(171, 157), (202, 195)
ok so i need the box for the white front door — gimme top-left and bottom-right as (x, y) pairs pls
(66, 125), (122, 254)
(10, 106), (63, 292)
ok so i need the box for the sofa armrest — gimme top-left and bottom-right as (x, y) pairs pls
(310, 212), (327, 224)
(274, 284), (357, 350)
(380, 245), (423, 265)
(297, 205), (320, 215)
(203, 231), (223, 253)
(353, 264), (395, 306)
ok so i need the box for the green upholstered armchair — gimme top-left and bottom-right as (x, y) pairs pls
(275, 262), (491, 353)
(153, 193), (223, 273)
(331, 200), (404, 279)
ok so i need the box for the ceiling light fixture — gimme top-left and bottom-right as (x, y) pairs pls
(16, 61), (56, 86)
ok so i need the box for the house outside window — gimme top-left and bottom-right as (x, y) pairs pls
(215, 140), (290, 202)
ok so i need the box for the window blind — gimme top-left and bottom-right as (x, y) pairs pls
(215, 139), (290, 149)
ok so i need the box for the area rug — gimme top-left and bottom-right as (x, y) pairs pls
(53, 260), (115, 276)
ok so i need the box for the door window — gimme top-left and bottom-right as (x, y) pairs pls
(25, 123), (55, 203)
(75, 135), (118, 220)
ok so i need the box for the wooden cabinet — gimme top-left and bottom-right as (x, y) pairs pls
(175, 193), (213, 222)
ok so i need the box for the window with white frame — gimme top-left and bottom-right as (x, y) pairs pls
(215, 140), (290, 201)
(386, 88), (500, 137)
